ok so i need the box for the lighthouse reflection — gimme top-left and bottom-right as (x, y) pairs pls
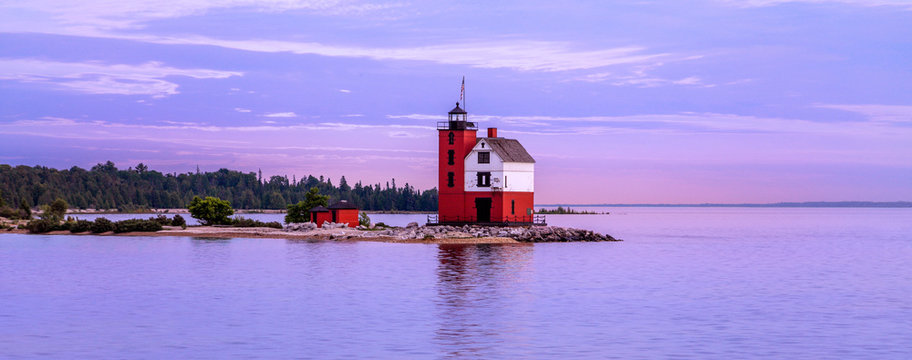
(433, 244), (534, 357)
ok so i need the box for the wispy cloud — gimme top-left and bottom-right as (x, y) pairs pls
(719, 0), (912, 9)
(0, 2), (691, 74)
(0, 117), (438, 167)
(387, 131), (425, 138)
(815, 104), (912, 123)
(0, 0), (403, 31)
(68, 32), (676, 72)
(339, 89), (351, 93)
(234, 107), (252, 113)
(1, 117), (432, 135)
(263, 112), (297, 118)
(0, 58), (240, 97)
(388, 111), (912, 137)
(574, 58), (712, 87)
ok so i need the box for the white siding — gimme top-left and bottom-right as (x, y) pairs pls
(464, 139), (534, 192)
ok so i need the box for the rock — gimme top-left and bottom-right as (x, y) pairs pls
(406, 222), (419, 229)
(284, 222), (317, 232)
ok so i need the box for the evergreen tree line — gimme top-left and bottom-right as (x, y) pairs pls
(0, 162), (437, 211)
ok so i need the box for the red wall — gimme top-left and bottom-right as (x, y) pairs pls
(312, 211), (332, 227)
(333, 209), (359, 227)
(437, 128), (476, 222)
(463, 191), (534, 223)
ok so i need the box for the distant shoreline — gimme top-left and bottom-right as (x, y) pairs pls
(45, 202), (912, 215)
(535, 201), (912, 208)
(59, 209), (434, 215)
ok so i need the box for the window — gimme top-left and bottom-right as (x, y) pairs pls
(478, 152), (490, 164)
(448, 132), (454, 145)
(511, 200), (515, 215)
(447, 172), (454, 187)
(476, 172), (491, 187)
(448, 150), (455, 165)
(504, 176), (507, 188)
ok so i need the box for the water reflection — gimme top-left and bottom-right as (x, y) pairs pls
(434, 244), (534, 358)
(189, 237), (232, 268)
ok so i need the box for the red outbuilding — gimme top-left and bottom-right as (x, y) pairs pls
(310, 206), (331, 226)
(328, 200), (359, 227)
(310, 201), (359, 228)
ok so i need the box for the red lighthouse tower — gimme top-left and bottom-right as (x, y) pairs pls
(437, 102), (477, 223)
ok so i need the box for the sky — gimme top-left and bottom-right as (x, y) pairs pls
(0, 0), (910, 204)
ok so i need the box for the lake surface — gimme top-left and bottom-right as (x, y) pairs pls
(3, 208), (911, 359)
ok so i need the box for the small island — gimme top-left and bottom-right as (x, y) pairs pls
(536, 206), (608, 215)
(1, 195), (620, 244)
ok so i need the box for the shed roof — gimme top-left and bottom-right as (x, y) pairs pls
(328, 200), (359, 209)
(479, 138), (535, 163)
(309, 206), (330, 212)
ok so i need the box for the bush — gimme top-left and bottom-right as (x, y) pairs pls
(285, 201), (310, 224)
(20, 199), (32, 220)
(0, 206), (29, 220)
(49, 198), (68, 219)
(188, 196), (234, 225)
(91, 218), (115, 233)
(38, 198), (68, 223)
(149, 214), (172, 226)
(231, 216), (282, 229)
(359, 212), (371, 227)
(68, 219), (93, 233)
(27, 219), (66, 233)
(171, 214), (186, 227)
(285, 188), (329, 224)
(113, 219), (163, 233)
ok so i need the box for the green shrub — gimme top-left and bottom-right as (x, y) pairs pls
(285, 188), (329, 224)
(27, 219), (66, 233)
(20, 199), (32, 220)
(68, 219), (93, 233)
(113, 219), (163, 233)
(0, 206), (26, 219)
(230, 216), (283, 229)
(171, 214), (186, 227)
(91, 218), (115, 233)
(188, 196), (234, 225)
(38, 198), (68, 223)
(149, 214), (172, 226)
(359, 212), (371, 227)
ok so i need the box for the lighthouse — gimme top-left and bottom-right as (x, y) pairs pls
(432, 102), (542, 225)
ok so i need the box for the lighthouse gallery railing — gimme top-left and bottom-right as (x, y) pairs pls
(426, 214), (546, 226)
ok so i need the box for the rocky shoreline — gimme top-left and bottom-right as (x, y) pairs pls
(3, 219), (620, 244)
(284, 221), (620, 242)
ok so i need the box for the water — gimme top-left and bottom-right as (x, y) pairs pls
(2, 208), (911, 359)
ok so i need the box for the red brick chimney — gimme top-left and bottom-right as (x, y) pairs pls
(487, 127), (497, 138)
